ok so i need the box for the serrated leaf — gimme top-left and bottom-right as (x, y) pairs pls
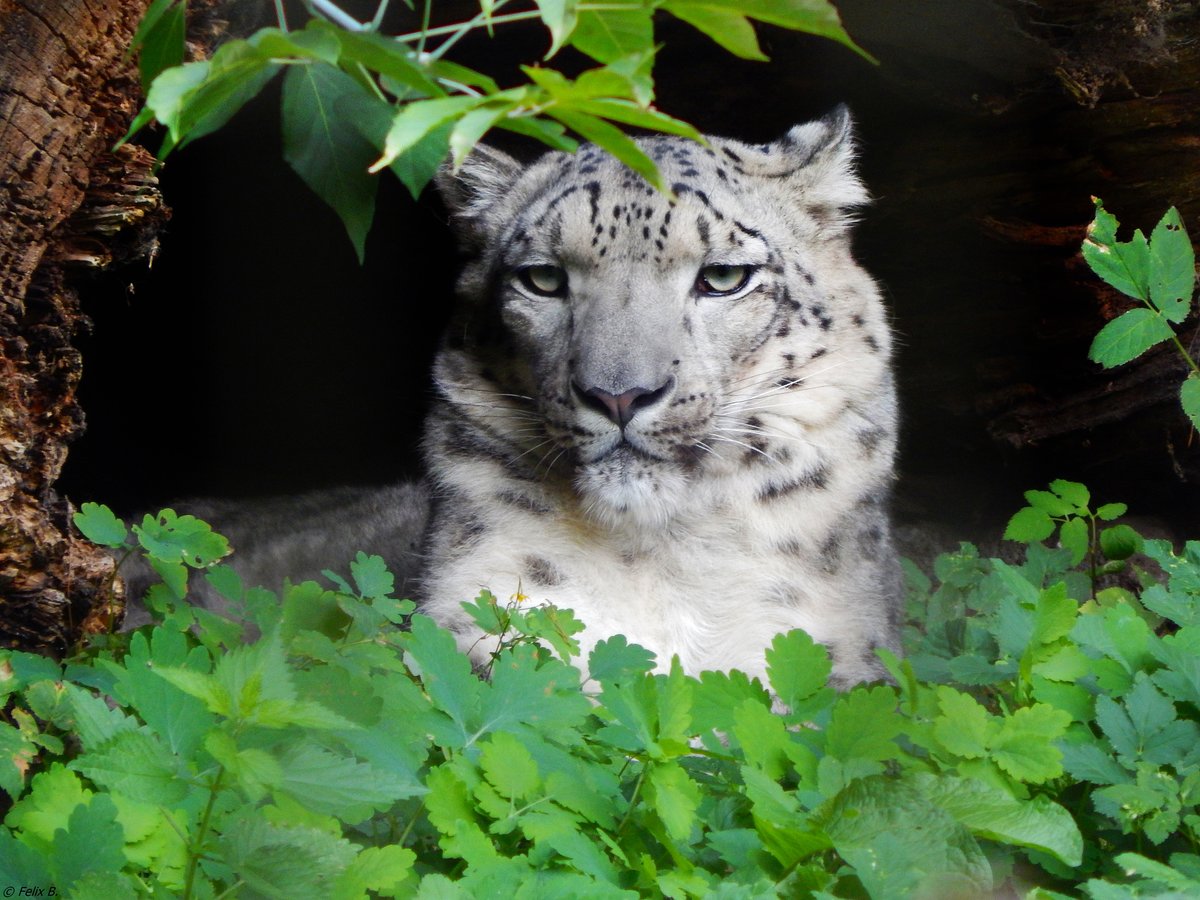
(1059, 739), (1132, 785)
(135, 508), (230, 567)
(1088, 307), (1175, 368)
(933, 687), (997, 759)
(404, 615), (482, 745)
(766, 628), (832, 707)
(1050, 479), (1090, 511)
(1004, 506), (1055, 543)
(337, 845), (417, 896)
(0, 829), (52, 887)
(1058, 516), (1089, 566)
(1149, 207), (1195, 322)
(646, 761), (701, 842)
(73, 502), (128, 548)
(52, 795), (126, 892)
(282, 63), (380, 263)
(1083, 199), (1151, 299)
(1096, 502), (1128, 521)
(0, 722), (34, 801)
(5, 764), (93, 852)
(990, 704), (1070, 783)
(480, 731), (540, 801)
(63, 683), (138, 750)
(222, 818), (358, 897)
(825, 685), (902, 762)
(1182, 373), (1200, 431)
(71, 730), (189, 805)
(1032, 583), (1078, 646)
(589, 634), (657, 685)
(279, 742), (421, 821)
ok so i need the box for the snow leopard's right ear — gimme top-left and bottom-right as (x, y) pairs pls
(435, 144), (525, 239)
(721, 105), (869, 226)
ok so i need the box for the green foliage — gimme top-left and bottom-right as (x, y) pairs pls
(1082, 199), (1200, 431)
(7, 490), (1200, 896)
(120, 0), (869, 262)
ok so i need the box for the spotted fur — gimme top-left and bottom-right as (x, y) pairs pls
(421, 107), (902, 687)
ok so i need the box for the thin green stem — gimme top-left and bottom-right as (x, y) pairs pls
(183, 766), (226, 900)
(416, 0), (433, 55)
(273, 0), (288, 30)
(616, 763), (647, 836)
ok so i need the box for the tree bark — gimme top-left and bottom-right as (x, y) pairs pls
(0, 0), (166, 653)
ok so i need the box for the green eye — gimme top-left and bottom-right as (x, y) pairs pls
(696, 264), (753, 296)
(516, 265), (567, 297)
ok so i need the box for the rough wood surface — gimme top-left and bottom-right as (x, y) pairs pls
(0, 0), (161, 653)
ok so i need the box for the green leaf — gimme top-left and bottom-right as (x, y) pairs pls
(278, 742), (421, 820)
(1004, 506), (1054, 544)
(547, 107), (665, 191)
(1031, 583), (1078, 646)
(221, 818), (358, 897)
(933, 687), (997, 759)
(1083, 199), (1151, 300)
(1100, 523), (1143, 561)
(1050, 479), (1090, 511)
(1148, 207), (1195, 322)
(70, 730), (190, 805)
(1096, 502), (1128, 521)
(589, 634), (657, 685)
(281, 63), (380, 263)
(989, 704), (1070, 783)
(766, 629), (832, 708)
(1059, 739), (1133, 785)
(1182, 373), (1200, 431)
(913, 774), (1082, 866)
(325, 23), (445, 97)
(51, 795), (126, 891)
(371, 95), (485, 174)
(1058, 516), (1089, 566)
(537, 0), (580, 57)
(480, 731), (540, 801)
(73, 502), (128, 548)
(251, 25), (341, 64)
(663, 4), (767, 60)
(646, 761), (701, 842)
(0, 722), (34, 801)
(337, 846), (417, 897)
(0, 829), (52, 887)
(1115, 852), (1200, 892)
(404, 615), (482, 745)
(825, 685), (902, 763)
(1088, 307), (1175, 368)
(135, 0), (186, 91)
(135, 508), (230, 567)
(1024, 489), (1074, 516)
(569, 7), (655, 65)
(669, 0), (873, 61)
(820, 776), (992, 898)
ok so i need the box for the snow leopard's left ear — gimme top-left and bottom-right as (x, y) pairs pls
(435, 144), (525, 242)
(725, 105), (869, 219)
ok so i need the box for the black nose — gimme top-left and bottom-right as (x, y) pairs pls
(573, 379), (674, 428)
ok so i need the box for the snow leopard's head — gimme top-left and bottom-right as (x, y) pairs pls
(433, 108), (892, 529)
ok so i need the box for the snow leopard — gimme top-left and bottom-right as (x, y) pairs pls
(421, 106), (902, 687)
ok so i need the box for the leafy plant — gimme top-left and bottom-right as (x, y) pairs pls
(3, 489), (1200, 896)
(1082, 199), (1200, 431)
(121, 0), (871, 261)
(1003, 479), (1143, 599)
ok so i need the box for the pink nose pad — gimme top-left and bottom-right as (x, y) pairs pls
(573, 380), (674, 429)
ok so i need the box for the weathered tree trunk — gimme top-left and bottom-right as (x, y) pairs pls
(0, 0), (166, 653)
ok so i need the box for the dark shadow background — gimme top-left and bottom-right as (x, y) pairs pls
(59, 0), (1200, 545)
